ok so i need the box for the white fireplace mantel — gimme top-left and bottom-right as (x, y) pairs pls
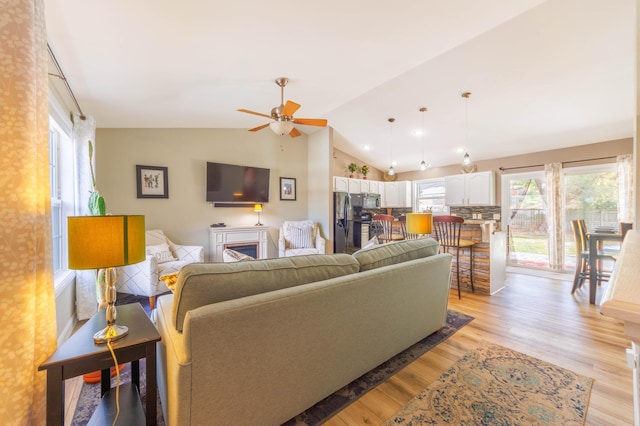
(208, 225), (269, 262)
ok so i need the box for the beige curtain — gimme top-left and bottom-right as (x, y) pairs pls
(544, 162), (564, 270)
(0, 0), (57, 424)
(617, 154), (634, 224)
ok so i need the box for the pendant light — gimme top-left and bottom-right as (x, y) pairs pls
(461, 92), (475, 171)
(419, 107), (428, 171)
(387, 118), (395, 176)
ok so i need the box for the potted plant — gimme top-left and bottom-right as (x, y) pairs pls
(348, 162), (358, 178)
(361, 164), (370, 179)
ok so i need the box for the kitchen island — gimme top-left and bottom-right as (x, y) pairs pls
(450, 219), (506, 295)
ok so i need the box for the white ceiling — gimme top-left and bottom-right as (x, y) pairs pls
(45, 0), (635, 173)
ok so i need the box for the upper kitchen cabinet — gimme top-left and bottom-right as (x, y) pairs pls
(382, 181), (412, 207)
(348, 178), (362, 193)
(445, 171), (495, 206)
(333, 176), (349, 192)
(368, 180), (382, 195)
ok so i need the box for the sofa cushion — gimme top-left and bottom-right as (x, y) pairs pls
(353, 237), (440, 272)
(172, 253), (360, 332)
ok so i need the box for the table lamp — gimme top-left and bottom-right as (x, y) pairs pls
(254, 203), (263, 226)
(68, 215), (145, 344)
(406, 212), (433, 237)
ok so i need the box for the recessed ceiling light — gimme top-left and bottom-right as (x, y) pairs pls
(412, 129), (424, 137)
(363, 145), (371, 151)
(456, 147), (465, 153)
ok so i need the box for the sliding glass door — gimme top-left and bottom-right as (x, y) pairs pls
(502, 172), (549, 268)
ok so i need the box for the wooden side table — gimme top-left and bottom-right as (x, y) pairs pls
(39, 303), (161, 426)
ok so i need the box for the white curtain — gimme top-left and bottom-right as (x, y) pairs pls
(544, 162), (564, 270)
(0, 0), (57, 424)
(617, 154), (634, 224)
(72, 113), (100, 320)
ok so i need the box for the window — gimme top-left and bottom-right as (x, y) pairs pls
(48, 114), (75, 286)
(414, 178), (445, 212)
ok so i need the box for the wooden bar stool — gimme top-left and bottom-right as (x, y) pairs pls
(432, 215), (475, 299)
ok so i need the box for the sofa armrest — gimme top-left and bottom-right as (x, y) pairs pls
(173, 244), (204, 262)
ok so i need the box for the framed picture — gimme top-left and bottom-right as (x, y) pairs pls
(280, 177), (296, 201)
(136, 165), (168, 198)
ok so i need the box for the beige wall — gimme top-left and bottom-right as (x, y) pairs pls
(96, 128), (310, 259)
(400, 138), (633, 196)
(331, 148), (385, 181)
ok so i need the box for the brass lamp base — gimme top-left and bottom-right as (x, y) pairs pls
(94, 324), (129, 344)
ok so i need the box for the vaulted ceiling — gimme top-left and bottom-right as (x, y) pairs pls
(45, 0), (635, 173)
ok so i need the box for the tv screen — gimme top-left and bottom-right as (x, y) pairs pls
(206, 162), (270, 203)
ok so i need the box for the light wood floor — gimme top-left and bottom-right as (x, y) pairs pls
(325, 269), (634, 425)
(64, 270), (634, 425)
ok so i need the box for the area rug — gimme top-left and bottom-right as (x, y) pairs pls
(384, 342), (594, 426)
(283, 310), (473, 425)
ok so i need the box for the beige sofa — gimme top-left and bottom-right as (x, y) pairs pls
(155, 238), (452, 425)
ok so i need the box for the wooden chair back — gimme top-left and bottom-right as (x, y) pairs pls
(371, 214), (395, 243)
(432, 215), (465, 248)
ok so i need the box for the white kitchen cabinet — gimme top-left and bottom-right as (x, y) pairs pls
(348, 178), (362, 193)
(382, 181), (412, 207)
(333, 176), (349, 192)
(444, 171), (495, 206)
(368, 180), (382, 195)
(360, 179), (371, 193)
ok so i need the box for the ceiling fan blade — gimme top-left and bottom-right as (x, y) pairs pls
(282, 100), (301, 117)
(248, 123), (271, 132)
(289, 127), (302, 138)
(238, 109), (272, 119)
(293, 118), (328, 127)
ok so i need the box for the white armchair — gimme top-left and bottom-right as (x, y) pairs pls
(278, 220), (326, 257)
(116, 229), (204, 309)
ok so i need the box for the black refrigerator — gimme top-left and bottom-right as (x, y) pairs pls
(333, 192), (353, 253)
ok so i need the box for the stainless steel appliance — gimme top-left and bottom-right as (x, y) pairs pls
(333, 192), (352, 253)
(363, 193), (381, 209)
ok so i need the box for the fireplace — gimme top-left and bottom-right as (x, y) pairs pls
(224, 242), (258, 259)
(209, 226), (269, 262)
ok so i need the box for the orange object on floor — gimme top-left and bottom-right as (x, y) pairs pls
(82, 364), (125, 383)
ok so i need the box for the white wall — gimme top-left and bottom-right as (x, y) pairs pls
(96, 128), (310, 259)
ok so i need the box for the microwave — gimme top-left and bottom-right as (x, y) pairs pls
(362, 193), (381, 208)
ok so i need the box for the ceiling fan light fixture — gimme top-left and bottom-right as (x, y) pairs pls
(270, 120), (294, 136)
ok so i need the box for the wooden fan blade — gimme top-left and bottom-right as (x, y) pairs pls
(282, 100), (301, 117)
(237, 109), (272, 119)
(248, 123), (271, 132)
(289, 127), (302, 138)
(293, 118), (327, 127)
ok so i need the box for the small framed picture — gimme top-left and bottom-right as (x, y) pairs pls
(280, 177), (296, 201)
(136, 165), (168, 198)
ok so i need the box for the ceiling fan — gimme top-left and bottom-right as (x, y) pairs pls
(238, 77), (327, 138)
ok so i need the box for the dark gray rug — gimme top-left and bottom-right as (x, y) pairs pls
(72, 295), (472, 426)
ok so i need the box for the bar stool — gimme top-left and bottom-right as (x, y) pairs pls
(372, 214), (403, 243)
(432, 215), (475, 299)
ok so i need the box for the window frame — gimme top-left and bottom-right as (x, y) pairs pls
(413, 178), (446, 213)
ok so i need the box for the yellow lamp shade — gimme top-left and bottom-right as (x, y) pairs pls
(406, 212), (432, 235)
(254, 204), (263, 212)
(68, 215), (146, 270)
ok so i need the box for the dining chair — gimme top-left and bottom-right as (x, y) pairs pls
(432, 215), (474, 299)
(371, 214), (402, 244)
(570, 219), (616, 294)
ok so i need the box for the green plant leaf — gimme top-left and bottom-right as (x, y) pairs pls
(89, 191), (106, 216)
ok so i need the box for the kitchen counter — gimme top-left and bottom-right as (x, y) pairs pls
(452, 221), (506, 295)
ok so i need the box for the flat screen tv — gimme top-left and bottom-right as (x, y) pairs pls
(206, 162), (270, 203)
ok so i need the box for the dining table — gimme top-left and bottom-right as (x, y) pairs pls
(587, 229), (623, 304)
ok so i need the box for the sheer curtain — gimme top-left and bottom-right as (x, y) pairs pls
(0, 0), (57, 424)
(617, 154), (634, 224)
(72, 113), (100, 320)
(545, 163), (564, 270)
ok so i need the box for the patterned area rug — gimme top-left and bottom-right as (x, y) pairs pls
(384, 342), (594, 426)
(284, 310), (473, 425)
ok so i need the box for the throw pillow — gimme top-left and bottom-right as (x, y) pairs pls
(222, 248), (255, 263)
(160, 272), (179, 292)
(288, 225), (314, 249)
(147, 243), (177, 264)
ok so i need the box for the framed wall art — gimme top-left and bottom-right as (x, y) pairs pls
(279, 177), (296, 201)
(136, 165), (168, 198)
